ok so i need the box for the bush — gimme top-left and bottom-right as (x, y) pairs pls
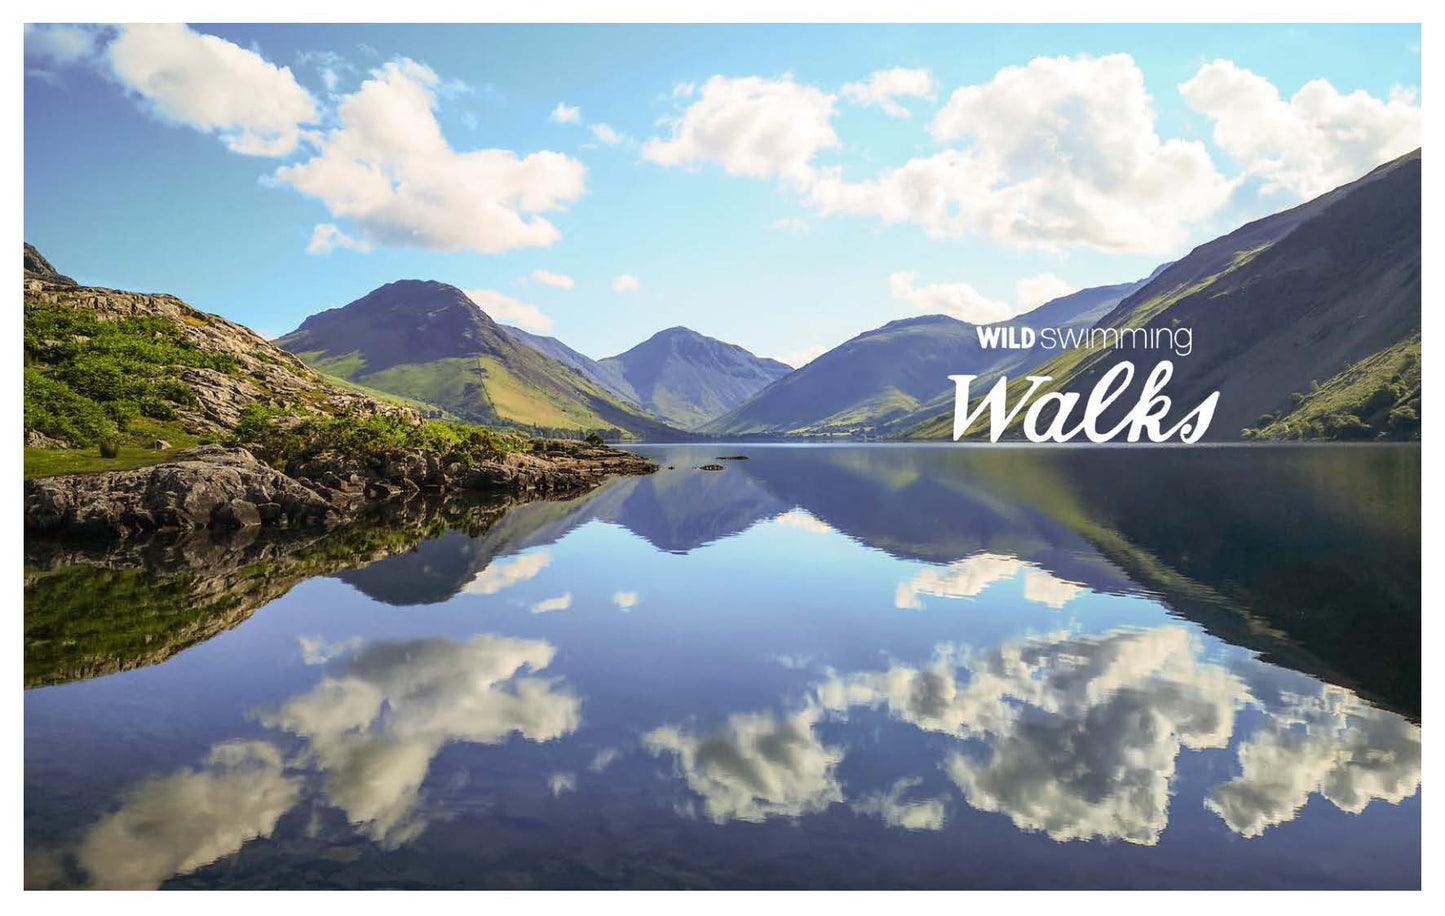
(585, 431), (605, 446)
(23, 367), (116, 446)
(230, 405), (529, 471)
(98, 439), (120, 458)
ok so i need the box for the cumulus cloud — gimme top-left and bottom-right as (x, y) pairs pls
(815, 627), (1250, 846)
(644, 75), (839, 187)
(1205, 685), (1421, 838)
(1015, 273), (1078, 312)
(812, 55), (1235, 254)
(774, 344), (826, 368)
(611, 591), (639, 610)
(275, 60), (585, 254)
(75, 741), (301, 889)
(464, 289), (553, 333)
(890, 272), (1082, 323)
(644, 707), (844, 824)
(550, 102), (581, 124)
(840, 67), (934, 117)
(461, 550), (551, 595)
(852, 777), (949, 831)
(889, 272), (1013, 325)
(104, 24), (318, 156)
(297, 635), (363, 665)
(1180, 60), (1421, 199)
(611, 274), (640, 293)
(591, 123), (624, 145)
(306, 222), (371, 254)
(771, 508), (834, 535)
(531, 593), (573, 614)
(530, 268), (575, 289)
(261, 635), (581, 847)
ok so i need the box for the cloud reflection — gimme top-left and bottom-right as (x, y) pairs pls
(894, 553), (1085, 610)
(1205, 685), (1421, 838)
(261, 634), (581, 847)
(75, 741), (301, 889)
(644, 707), (844, 824)
(817, 627), (1250, 845)
(461, 550), (550, 595)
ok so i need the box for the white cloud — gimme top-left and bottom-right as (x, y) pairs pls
(589, 747), (621, 771)
(840, 67), (934, 117)
(1014, 273), (1078, 312)
(261, 635), (581, 847)
(645, 707), (844, 824)
(24, 24), (102, 66)
(591, 123), (624, 145)
(611, 274), (640, 293)
(106, 24), (318, 156)
(298, 635), (362, 665)
(531, 593), (573, 614)
(548, 772), (577, 796)
(550, 102), (581, 124)
(275, 59), (585, 254)
(893, 554), (1085, 611)
(461, 550), (551, 595)
(815, 626), (1250, 846)
(813, 54), (1234, 254)
(530, 268), (575, 290)
(851, 777), (948, 831)
(306, 222), (371, 255)
(890, 272), (1082, 324)
(771, 508), (834, 534)
(644, 75), (839, 187)
(611, 591), (639, 610)
(1205, 684), (1421, 838)
(1180, 59), (1422, 199)
(75, 741), (301, 889)
(775, 344), (827, 367)
(464, 289), (553, 333)
(889, 271), (1014, 325)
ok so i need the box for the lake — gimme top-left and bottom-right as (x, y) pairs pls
(23, 444), (1421, 889)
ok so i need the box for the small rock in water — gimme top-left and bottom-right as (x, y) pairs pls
(698, 464), (725, 471)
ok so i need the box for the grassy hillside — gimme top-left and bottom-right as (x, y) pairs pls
(278, 280), (683, 440)
(1247, 336), (1420, 440)
(912, 149), (1421, 442)
(706, 277), (1148, 439)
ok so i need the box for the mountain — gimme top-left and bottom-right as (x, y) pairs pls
(703, 275), (1149, 438)
(276, 280), (682, 439)
(500, 325), (639, 405)
(594, 326), (793, 430)
(913, 148), (1422, 441)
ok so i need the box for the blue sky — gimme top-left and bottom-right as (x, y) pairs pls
(24, 23), (1421, 364)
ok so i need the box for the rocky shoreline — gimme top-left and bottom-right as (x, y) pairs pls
(25, 440), (656, 539)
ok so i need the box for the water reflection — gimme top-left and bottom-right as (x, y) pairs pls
(24, 444), (1420, 889)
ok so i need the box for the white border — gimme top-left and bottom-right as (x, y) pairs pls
(6, 5), (1435, 913)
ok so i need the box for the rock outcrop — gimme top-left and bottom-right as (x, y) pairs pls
(25, 442), (656, 539)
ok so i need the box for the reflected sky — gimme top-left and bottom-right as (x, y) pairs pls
(24, 444), (1420, 889)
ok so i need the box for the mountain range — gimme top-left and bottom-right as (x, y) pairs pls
(272, 149), (1421, 442)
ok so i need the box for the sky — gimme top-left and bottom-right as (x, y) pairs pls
(23, 23), (1422, 365)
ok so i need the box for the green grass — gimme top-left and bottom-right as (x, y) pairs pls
(24, 418), (207, 479)
(1248, 336), (1421, 441)
(24, 300), (237, 448)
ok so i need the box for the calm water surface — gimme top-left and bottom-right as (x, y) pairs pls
(24, 444), (1421, 889)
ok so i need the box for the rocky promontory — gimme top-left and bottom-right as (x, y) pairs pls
(25, 440), (655, 539)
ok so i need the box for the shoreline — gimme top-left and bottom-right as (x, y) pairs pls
(24, 440), (656, 541)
